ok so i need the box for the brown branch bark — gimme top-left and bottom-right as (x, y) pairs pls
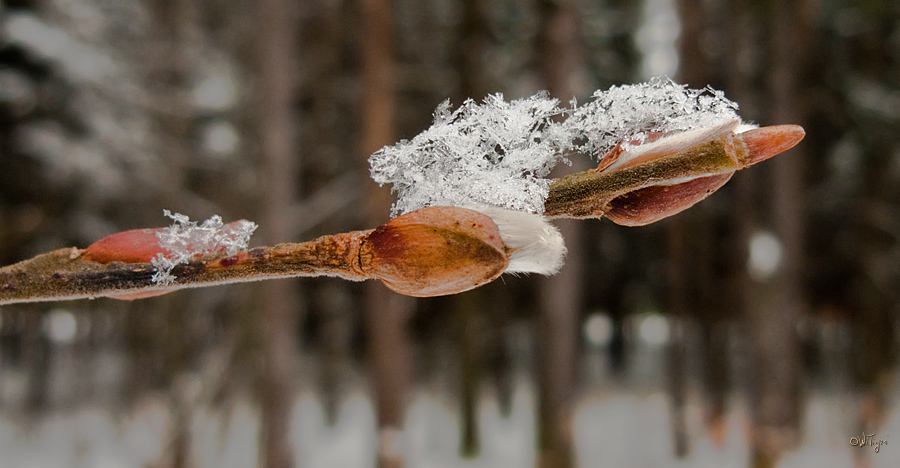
(0, 231), (371, 305)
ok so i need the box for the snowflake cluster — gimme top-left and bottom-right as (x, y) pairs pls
(369, 77), (741, 215)
(370, 92), (570, 216)
(567, 76), (740, 156)
(150, 210), (257, 285)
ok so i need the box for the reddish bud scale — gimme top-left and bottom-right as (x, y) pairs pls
(79, 220), (255, 300)
(601, 125), (804, 226)
(360, 206), (509, 297)
(81, 228), (167, 264)
(81, 221), (251, 264)
(605, 173), (734, 226)
(734, 125), (805, 167)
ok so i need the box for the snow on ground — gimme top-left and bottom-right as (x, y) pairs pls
(0, 384), (896, 468)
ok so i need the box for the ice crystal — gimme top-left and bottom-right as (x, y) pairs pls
(150, 210), (257, 285)
(369, 77), (741, 216)
(567, 76), (740, 157)
(369, 92), (570, 216)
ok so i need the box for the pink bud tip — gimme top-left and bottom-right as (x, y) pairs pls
(82, 220), (249, 264)
(82, 228), (167, 264)
(737, 125), (805, 167)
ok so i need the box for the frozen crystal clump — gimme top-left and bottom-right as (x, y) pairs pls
(370, 76), (741, 216)
(567, 76), (740, 157)
(369, 92), (570, 216)
(151, 210), (258, 285)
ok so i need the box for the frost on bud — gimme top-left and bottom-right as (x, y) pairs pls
(360, 206), (509, 297)
(369, 93), (567, 216)
(81, 211), (257, 295)
(369, 78), (745, 217)
(81, 214), (256, 263)
(150, 211), (257, 285)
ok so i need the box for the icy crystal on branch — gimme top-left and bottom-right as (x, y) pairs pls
(369, 77), (742, 215)
(370, 93), (570, 216)
(567, 76), (741, 156)
(151, 210), (257, 285)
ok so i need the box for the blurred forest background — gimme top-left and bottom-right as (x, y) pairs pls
(0, 0), (899, 467)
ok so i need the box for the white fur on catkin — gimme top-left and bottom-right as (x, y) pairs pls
(466, 205), (566, 275)
(606, 118), (743, 173)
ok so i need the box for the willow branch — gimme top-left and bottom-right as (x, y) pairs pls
(0, 206), (515, 304)
(0, 124), (804, 305)
(0, 231), (372, 305)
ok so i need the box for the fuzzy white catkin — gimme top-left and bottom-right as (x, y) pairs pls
(465, 205), (567, 275)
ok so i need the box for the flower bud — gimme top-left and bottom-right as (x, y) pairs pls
(81, 220), (252, 301)
(552, 122), (805, 226)
(360, 206), (509, 297)
(81, 227), (168, 264)
(82, 221), (252, 264)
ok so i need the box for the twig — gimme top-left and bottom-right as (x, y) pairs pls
(0, 124), (804, 304)
(0, 231), (371, 305)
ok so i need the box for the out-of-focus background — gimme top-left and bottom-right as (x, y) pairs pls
(0, 0), (898, 467)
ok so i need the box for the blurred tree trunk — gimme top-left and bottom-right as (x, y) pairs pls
(456, 291), (483, 457)
(138, 4), (199, 466)
(455, 0), (492, 101)
(316, 283), (355, 426)
(256, 0), (302, 467)
(452, 0), (495, 457)
(359, 1), (413, 468)
(724, 0), (759, 457)
(844, 6), (898, 462)
(301, 0), (355, 427)
(146, 0), (193, 207)
(23, 310), (49, 412)
(668, 0), (708, 458)
(535, 1), (583, 467)
(665, 214), (690, 458)
(746, 2), (810, 467)
(673, 0), (732, 454)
